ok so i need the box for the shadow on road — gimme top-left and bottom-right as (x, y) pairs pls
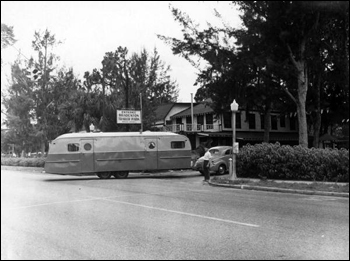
(42, 171), (203, 182)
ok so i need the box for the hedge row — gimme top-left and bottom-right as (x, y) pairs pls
(237, 143), (349, 182)
(1, 157), (46, 168)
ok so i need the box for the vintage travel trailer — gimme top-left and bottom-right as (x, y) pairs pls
(44, 132), (192, 179)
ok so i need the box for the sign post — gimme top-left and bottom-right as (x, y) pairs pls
(140, 94), (143, 134)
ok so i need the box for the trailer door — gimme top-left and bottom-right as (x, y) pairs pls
(80, 139), (94, 173)
(144, 138), (158, 170)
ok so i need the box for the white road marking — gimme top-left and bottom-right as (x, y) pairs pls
(304, 196), (340, 201)
(101, 197), (260, 228)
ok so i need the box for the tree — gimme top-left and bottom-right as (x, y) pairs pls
(160, 1), (349, 147)
(1, 23), (16, 50)
(234, 1), (349, 147)
(129, 48), (179, 130)
(83, 47), (179, 132)
(2, 29), (84, 156)
(158, 4), (290, 142)
(27, 29), (62, 155)
(52, 68), (83, 134)
(83, 47), (131, 132)
(2, 61), (39, 156)
(306, 8), (349, 147)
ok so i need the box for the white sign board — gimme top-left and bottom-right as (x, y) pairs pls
(233, 142), (239, 153)
(117, 110), (141, 124)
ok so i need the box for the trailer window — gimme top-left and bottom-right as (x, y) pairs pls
(84, 143), (92, 151)
(171, 141), (185, 149)
(68, 143), (79, 152)
(148, 142), (156, 150)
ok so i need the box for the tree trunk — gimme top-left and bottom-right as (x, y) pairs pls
(296, 64), (309, 148)
(312, 75), (322, 148)
(40, 140), (45, 157)
(286, 40), (309, 148)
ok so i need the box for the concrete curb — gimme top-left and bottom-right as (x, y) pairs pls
(209, 181), (349, 198)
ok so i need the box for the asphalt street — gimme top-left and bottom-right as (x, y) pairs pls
(1, 168), (349, 260)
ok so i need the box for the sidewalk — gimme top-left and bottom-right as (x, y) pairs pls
(208, 175), (349, 198)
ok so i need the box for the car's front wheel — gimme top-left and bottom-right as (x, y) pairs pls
(217, 164), (226, 175)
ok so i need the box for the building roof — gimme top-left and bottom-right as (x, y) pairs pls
(171, 102), (214, 119)
(198, 131), (299, 141)
(154, 103), (175, 121)
(154, 103), (193, 121)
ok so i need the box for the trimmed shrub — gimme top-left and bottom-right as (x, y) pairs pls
(237, 143), (349, 182)
(1, 157), (46, 168)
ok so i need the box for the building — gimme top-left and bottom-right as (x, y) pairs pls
(154, 101), (299, 150)
(153, 103), (196, 130)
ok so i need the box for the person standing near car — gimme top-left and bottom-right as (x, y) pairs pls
(203, 147), (212, 183)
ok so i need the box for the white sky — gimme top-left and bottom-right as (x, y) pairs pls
(1, 1), (242, 103)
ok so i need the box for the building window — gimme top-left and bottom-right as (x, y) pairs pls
(68, 143), (79, 152)
(280, 115), (286, 128)
(290, 116), (296, 130)
(249, 113), (256, 129)
(206, 114), (213, 129)
(171, 141), (185, 149)
(223, 112), (241, 129)
(223, 112), (231, 128)
(186, 116), (192, 131)
(197, 115), (204, 125)
(260, 114), (265, 130)
(175, 118), (182, 131)
(236, 112), (241, 129)
(271, 115), (278, 130)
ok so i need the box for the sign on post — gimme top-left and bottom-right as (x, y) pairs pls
(116, 110), (141, 124)
(233, 142), (239, 153)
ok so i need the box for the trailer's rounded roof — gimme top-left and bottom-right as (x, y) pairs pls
(55, 131), (183, 140)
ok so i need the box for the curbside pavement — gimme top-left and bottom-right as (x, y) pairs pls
(208, 180), (349, 198)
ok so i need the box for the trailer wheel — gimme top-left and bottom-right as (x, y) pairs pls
(113, 171), (129, 179)
(97, 172), (112, 179)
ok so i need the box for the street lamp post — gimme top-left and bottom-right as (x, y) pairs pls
(230, 99), (239, 180)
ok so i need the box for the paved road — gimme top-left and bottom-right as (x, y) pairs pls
(1, 169), (349, 260)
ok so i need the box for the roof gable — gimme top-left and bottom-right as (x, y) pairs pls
(171, 102), (214, 119)
(154, 103), (175, 121)
(154, 103), (194, 121)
